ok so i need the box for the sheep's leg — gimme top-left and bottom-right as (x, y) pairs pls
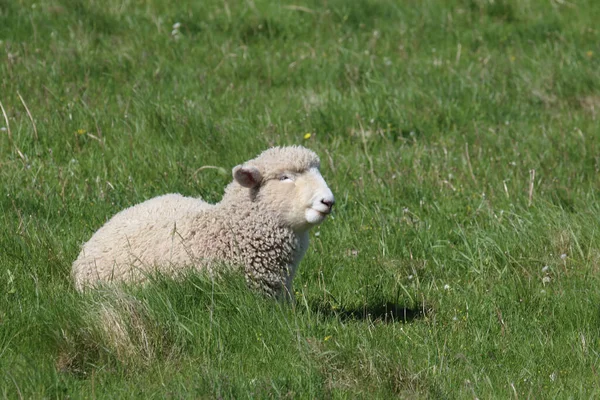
(280, 266), (297, 304)
(281, 283), (295, 304)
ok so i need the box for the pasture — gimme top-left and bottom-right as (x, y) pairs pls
(1, 0), (600, 397)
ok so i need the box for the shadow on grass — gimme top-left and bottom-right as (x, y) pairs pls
(310, 299), (430, 324)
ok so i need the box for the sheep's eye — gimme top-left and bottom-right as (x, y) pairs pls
(279, 174), (291, 181)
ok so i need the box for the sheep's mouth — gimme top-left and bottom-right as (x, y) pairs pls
(311, 208), (331, 216)
(305, 207), (332, 226)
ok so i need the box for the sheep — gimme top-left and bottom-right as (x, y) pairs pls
(72, 145), (335, 298)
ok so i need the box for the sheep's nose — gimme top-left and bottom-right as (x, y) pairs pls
(321, 198), (335, 209)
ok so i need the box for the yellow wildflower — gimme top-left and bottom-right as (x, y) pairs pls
(76, 129), (86, 135)
(324, 335), (332, 341)
(304, 132), (312, 140)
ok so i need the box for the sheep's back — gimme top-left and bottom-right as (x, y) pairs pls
(72, 194), (212, 290)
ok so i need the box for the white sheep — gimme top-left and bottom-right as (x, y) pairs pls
(72, 145), (335, 298)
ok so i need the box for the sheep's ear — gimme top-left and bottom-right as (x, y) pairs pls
(233, 165), (262, 188)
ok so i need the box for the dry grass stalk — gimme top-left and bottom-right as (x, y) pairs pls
(0, 99), (12, 142)
(528, 169), (536, 207)
(17, 92), (38, 141)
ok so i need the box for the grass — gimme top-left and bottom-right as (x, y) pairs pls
(1, 0), (600, 397)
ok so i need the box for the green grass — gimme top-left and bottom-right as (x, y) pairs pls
(1, 0), (600, 397)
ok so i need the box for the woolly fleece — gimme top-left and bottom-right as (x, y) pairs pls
(72, 146), (334, 297)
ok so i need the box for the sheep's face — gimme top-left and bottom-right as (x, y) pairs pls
(233, 165), (335, 232)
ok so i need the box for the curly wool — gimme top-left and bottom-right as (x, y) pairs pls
(72, 146), (331, 297)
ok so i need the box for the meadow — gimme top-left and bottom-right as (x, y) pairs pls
(1, 0), (600, 397)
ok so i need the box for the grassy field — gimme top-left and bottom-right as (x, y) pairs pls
(1, 0), (600, 397)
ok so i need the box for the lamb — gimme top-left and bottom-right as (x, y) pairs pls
(72, 145), (335, 298)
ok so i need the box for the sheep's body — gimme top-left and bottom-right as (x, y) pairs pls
(72, 146), (333, 297)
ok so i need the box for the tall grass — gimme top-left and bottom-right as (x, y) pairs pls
(1, 0), (600, 397)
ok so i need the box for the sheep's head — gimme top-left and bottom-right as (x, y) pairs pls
(232, 146), (335, 232)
